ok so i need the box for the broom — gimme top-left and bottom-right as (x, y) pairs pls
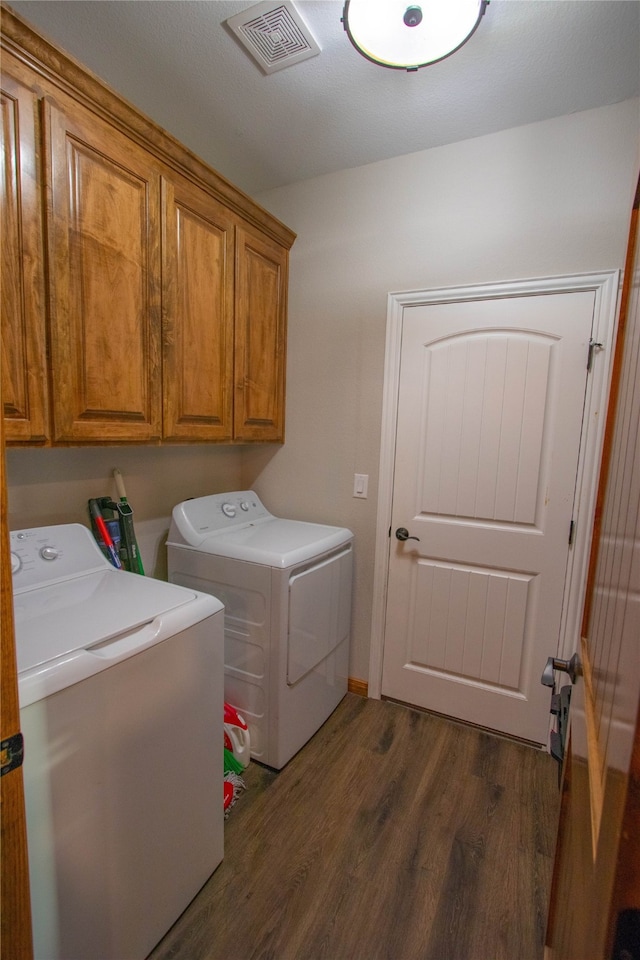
(113, 468), (145, 575)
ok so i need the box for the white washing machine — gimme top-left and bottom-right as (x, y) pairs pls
(11, 524), (224, 960)
(167, 491), (353, 769)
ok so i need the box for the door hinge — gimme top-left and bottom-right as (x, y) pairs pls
(1, 732), (24, 776)
(587, 338), (603, 372)
(568, 519), (575, 545)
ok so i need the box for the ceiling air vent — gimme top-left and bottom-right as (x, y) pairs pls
(225, 1), (321, 74)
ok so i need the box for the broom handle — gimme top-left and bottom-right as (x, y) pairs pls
(114, 467), (127, 501)
(113, 468), (145, 575)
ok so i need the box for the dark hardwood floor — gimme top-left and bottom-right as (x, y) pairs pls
(148, 694), (560, 960)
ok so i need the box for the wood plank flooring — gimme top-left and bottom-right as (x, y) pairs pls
(148, 695), (560, 960)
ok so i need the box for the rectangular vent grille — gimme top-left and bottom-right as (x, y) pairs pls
(226, 1), (321, 74)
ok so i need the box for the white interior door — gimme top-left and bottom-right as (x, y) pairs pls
(381, 291), (596, 743)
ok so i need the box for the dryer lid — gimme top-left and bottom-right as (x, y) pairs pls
(171, 517), (353, 568)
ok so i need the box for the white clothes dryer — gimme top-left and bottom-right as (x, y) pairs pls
(167, 491), (353, 769)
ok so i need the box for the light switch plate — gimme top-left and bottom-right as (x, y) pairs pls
(353, 474), (368, 498)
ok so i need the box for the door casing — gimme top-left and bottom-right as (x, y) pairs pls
(369, 272), (620, 705)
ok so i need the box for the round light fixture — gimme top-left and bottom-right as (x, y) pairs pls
(342, 0), (489, 72)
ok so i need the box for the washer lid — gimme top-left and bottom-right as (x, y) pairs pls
(13, 568), (221, 674)
(176, 517), (353, 568)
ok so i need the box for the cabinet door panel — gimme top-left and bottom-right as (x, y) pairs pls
(162, 176), (234, 440)
(1, 70), (49, 443)
(45, 97), (161, 442)
(235, 226), (287, 441)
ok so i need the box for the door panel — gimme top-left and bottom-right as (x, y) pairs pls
(288, 548), (352, 685)
(44, 96), (162, 442)
(0, 365), (33, 957)
(419, 329), (553, 524)
(234, 226), (287, 441)
(162, 175), (235, 440)
(382, 292), (595, 742)
(1, 69), (48, 443)
(546, 176), (640, 959)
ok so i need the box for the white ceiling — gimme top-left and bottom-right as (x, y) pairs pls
(6, 1), (640, 196)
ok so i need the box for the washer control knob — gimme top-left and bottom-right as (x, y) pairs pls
(221, 502), (237, 518)
(40, 546), (59, 561)
(11, 552), (22, 574)
(239, 501), (249, 512)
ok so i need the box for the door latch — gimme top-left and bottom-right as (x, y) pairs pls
(587, 339), (603, 372)
(549, 685), (572, 782)
(1, 732), (24, 777)
(542, 655), (579, 785)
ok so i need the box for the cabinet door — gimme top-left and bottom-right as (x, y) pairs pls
(1, 69), (49, 443)
(44, 96), (162, 442)
(162, 176), (234, 440)
(234, 226), (288, 441)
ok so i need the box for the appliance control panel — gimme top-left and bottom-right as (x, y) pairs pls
(170, 491), (273, 544)
(10, 524), (110, 592)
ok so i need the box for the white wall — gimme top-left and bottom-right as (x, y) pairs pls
(6, 445), (244, 579)
(7, 100), (639, 680)
(247, 99), (640, 683)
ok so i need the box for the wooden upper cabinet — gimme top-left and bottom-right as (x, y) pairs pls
(1, 67), (49, 443)
(235, 226), (288, 442)
(44, 95), (162, 443)
(0, 4), (295, 446)
(162, 175), (235, 441)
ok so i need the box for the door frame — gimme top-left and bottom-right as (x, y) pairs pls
(369, 272), (620, 702)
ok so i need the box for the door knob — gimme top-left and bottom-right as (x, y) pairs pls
(395, 527), (420, 542)
(541, 653), (581, 687)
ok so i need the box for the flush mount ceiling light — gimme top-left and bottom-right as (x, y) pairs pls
(342, 0), (489, 72)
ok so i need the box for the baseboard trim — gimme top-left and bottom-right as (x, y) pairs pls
(348, 677), (368, 697)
